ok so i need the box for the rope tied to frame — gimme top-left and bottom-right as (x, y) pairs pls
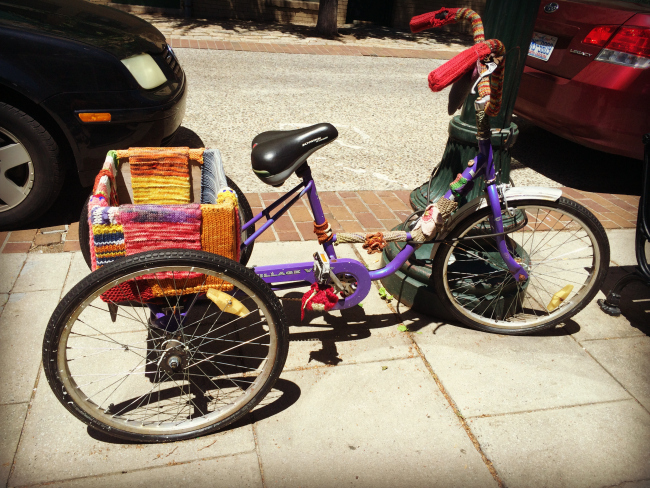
(313, 220), (333, 244)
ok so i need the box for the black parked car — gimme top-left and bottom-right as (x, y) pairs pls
(0, 0), (186, 228)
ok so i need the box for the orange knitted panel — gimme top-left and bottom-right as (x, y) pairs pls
(128, 147), (191, 204)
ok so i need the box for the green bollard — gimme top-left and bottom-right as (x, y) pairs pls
(382, 0), (541, 319)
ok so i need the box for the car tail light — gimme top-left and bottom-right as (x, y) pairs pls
(595, 26), (650, 69)
(583, 25), (617, 47)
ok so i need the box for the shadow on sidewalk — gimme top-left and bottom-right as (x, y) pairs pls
(600, 266), (650, 334)
(280, 291), (579, 367)
(144, 15), (473, 47)
(511, 115), (644, 196)
(86, 377), (302, 444)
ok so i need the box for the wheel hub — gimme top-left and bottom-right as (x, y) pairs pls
(158, 339), (189, 375)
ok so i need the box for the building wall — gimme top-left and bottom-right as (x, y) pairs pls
(191, 0), (349, 26)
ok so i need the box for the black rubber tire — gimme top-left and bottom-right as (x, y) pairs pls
(0, 102), (65, 229)
(42, 249), (288, 442)
(229, 176), (255, 266)
(78, 192), (92, 268)
(431, 197), (610, 335)
(79, 176), (254, 269)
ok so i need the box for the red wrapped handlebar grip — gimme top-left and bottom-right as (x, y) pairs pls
(410, 8), (459, 33)
(427, 43), (492, 92)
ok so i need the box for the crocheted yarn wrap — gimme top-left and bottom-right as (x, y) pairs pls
(201, 148), (228, 204)
(411, 7), (506, 117)
(313, 220), (333, 244)
(91, 206), (125, 269)
(411, 197), (459, 242)
(428, 42), (492, 93)
(301, 282), (339, 320)
(362, 232), (387, 254)
(436, 196), (459, 219)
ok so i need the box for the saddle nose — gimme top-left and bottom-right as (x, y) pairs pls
(251, 123), (338, 187)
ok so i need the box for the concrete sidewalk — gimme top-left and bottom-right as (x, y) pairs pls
(1, 233), (648, 488)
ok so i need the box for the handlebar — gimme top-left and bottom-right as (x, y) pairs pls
(410, 8), (505, 118)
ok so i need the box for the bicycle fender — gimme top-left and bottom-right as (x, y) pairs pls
(428, 187), (563, 261)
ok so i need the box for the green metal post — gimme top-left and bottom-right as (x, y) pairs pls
(381, 0), (542, 318)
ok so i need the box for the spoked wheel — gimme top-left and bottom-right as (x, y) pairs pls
(79, 176), (254, 268)
(43, 249), (288, 442)
(432, 197), (610, 334)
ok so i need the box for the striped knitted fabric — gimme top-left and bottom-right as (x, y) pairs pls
(147, 200), (240, 297)
(201, 148), (228, 204)
(128, 147), (191, 204)
(91, 206), (125, 269)
(455, 8), (484, 42)
(121, 204), (202, 255)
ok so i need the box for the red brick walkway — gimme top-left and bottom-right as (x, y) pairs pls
(168, 37), (458, 60)
(0, 188), (639, 254)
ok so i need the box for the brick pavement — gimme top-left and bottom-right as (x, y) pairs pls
(0, 188), (639, 253)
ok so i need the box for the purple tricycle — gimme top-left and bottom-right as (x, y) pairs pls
(43, 8), (609, 442)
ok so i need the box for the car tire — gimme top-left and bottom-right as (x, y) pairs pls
(0, 102), (65, 229)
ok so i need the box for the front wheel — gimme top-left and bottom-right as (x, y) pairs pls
(0, 102), (65, 228)
(431, 197), (609, 335)
(42, 249), (288, 442)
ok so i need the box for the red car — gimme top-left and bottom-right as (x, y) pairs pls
(513, 0), (650, 160)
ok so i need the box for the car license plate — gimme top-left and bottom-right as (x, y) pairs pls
(528, 32), (558, 62)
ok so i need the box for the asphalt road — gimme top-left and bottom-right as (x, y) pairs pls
(174, 48), (644, 196)
(175, 48), (453, 193)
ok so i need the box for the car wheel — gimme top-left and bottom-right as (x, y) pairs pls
(0, 102), (65, 228)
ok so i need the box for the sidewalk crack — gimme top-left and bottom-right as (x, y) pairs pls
(348, 243), (506, 488)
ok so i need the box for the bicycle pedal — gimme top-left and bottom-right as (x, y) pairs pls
(313, 251), (331, 284)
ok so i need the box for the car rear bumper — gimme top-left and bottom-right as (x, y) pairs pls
(514, 63), (649, 160)
(41, 75), (187, 186)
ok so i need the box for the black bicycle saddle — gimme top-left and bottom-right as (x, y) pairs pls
(251, 123), (338, 187)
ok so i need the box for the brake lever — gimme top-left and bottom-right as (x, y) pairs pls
(471, 61), (498, 95)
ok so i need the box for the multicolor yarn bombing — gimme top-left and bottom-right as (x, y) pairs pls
(128, 147), (192, 204)
(121, 204), (202, 255)
(89, 151), (121, 271)
(91, 206), (125, 268)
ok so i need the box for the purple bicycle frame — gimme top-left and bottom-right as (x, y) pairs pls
(243, 138), (527, 310)
(441, 138), (528, 282)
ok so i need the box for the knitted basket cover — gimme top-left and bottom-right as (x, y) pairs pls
(88, 148), (240, 302)
(128, 147), (192, 205)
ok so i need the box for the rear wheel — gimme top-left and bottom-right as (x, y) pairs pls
(79, 176), (254, 268)
(0, 102), (65, 228)
(431, 197), (609, 334)
(42, 249), (288, 442)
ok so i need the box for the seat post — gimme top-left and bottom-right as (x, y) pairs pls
(297, 163), (337, 259)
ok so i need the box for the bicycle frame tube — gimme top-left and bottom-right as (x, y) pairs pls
(240, 163), (337, 259)
(439, 137), (528, 282)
